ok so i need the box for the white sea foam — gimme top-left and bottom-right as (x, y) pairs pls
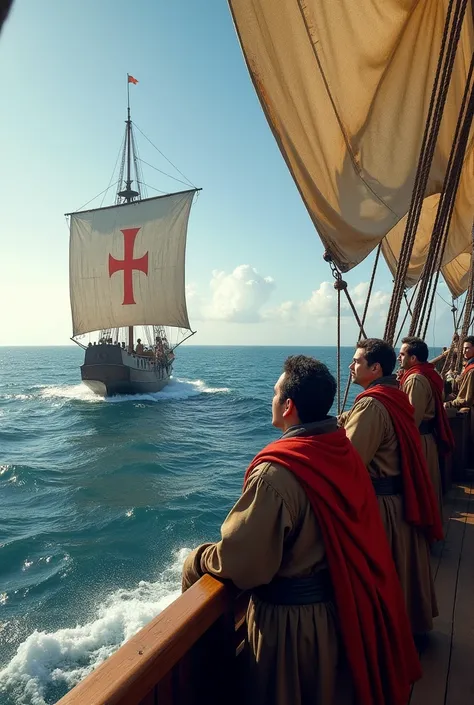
(39, 378), (230, 404)
(0, 548), (190, 705)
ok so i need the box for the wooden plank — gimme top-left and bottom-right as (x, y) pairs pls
(56, 575), (232, 705)
(410, 484), (471, 705)
(445, 481), (474, 705)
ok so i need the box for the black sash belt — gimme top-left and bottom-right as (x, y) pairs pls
(372, 475), (403, 496)
(252, 570), (333, 606)
(419, 419), (436, 435)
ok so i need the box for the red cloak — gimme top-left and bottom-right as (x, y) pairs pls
(356, 384), (443, 541)
(462, 358), (474, 375)
(244, 429), (421, 705)
(400, 362), (454, 454)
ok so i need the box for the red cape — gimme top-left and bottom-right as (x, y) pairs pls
(244, 429), (421, 705)
(462, 359), (474, 375)
(356, 384), (443, 541)
(400, 362), (454, 454)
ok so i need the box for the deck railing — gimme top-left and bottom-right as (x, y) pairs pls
(56, 575), (248, 705)
(55, 416), (469, 705)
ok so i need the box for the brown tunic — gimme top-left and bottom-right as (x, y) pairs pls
(182, 420), (353, 705)
(445, 367), (474, 409)
(402, 373), (443, 519)
(340, 380), (438, 634)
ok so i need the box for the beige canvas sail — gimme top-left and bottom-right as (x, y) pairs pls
(228, 0), (474, 292)
(69, 190), (195, 336)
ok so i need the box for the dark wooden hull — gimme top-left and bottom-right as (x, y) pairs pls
(81, 345), (172, 397)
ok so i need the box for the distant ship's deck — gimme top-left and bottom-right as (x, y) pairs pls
(410, 478), (474, 705)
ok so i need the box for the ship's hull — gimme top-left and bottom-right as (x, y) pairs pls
(80, 345), (172, 397)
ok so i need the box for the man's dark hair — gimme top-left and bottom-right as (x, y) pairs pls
(279, 355), (336, 423)
(356, 338), (396, 376)
(401, 336), (429, 362)
(464, 336), (474, 346)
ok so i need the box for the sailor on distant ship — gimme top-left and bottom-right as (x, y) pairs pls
(398, 336), (454, 519)
(339, 339), (442, 638)
(183, 355), (420, 705)
(444, 335), (474, 412)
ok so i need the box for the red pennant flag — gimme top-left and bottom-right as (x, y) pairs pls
(128, 75), (138, 85)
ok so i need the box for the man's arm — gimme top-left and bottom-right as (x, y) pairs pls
(343, 397), (385, 466)
(182, 466), (293, 592)
(446, 370), (474, 409)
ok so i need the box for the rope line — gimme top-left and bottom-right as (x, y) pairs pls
(384, 0), (468, 344)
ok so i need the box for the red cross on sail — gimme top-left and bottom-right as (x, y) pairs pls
(108, 228), (149, 305)
(69, 190), (195, 337)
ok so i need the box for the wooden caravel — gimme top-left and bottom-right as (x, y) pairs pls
(55, 411), (474, 705)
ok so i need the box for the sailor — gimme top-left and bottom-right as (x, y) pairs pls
(398, 336), (454, 518)
(338, 339), (442, 638)
(136, 338), (144, 355)
(183, 355), (420, 705)
(444, 335), (474, 412)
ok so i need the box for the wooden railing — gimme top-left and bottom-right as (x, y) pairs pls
(56, 575), (249, 705)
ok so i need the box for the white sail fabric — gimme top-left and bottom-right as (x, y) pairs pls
(228, 0), (474, 285)
(69, 191), (195, 336)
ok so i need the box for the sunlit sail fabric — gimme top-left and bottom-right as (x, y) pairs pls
(442, 248), (472, 299)
(69, 190), (195, 336)
(228, 0), (474, 283)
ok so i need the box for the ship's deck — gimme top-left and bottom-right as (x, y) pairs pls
(410, 477), (474, 705)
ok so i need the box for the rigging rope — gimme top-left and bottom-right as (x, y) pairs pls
(133, 122), (197, 189)
(340, 243), (382, 412)
(457, 222), (474, 355)
(383, 0), (469, 344)
(410, 53), (474, 339)
(394, 284), (420, 347)
(138, 158), (196, 189)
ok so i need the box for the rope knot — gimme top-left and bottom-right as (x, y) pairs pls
(322, 251), (333, 263)
(334, 279), (348, 291)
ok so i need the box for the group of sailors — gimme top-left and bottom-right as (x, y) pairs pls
(181, 335), (474, 705)
(88, 335), (174, 364)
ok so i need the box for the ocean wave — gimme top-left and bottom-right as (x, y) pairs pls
(37, 378), (230, 404)
(0, 548), (190, 705)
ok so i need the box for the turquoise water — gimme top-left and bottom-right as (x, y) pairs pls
(0, 345), (440, 704)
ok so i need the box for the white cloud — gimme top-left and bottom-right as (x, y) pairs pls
(264, 280), (391, 327)
(201, 265), (275, 323)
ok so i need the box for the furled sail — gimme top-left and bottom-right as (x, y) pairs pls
(228, 0), (474, 280)
(69, 190), (195, 336)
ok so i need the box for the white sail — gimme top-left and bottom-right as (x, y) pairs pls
(69, 190), (195, 337)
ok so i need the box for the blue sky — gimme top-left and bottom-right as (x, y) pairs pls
(0, 0), (456, 348)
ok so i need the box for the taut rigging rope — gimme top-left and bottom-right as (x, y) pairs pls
(384, 0), (469, 344)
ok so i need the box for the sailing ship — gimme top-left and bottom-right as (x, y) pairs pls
(68, 77), (198, 396)
(57, 1), (473, 704)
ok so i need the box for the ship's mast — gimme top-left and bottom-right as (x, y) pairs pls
(117, 75), (140, 352)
